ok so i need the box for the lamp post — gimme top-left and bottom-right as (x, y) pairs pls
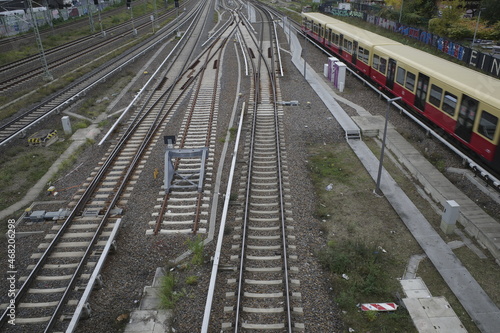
(472, 8), (485, 47)
(398, 0), (404, 23)
(374, 96), (401, 196)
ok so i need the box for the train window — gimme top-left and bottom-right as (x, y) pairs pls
(373, 55), (380, 70)
(396, 67), (406, 85)
(344, 40), (353, 53)
(379, 58), (387, 74)
(429, 85), (443, 107)
(405, 71), (416, 91)
(333, 34), (339, 45)
(478, 111), (498, 140)
(358, 47), (369, 63)
(442, 92), (457, 116)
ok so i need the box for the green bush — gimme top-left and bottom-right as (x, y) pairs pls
(317, 240), (392, 299)
(185, 275), (198, 285)
(447, 25), (473, 40)
(158, 273), (178, 309)
(186, 235), (204, 266)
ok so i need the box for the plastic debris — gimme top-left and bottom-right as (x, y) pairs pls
(378, 246), (387, 253)
(342, 273), (349, 280)
(326, 184), (333, 191)
(349, 328), (355, 332)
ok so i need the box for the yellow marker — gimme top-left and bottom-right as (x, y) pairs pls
(153, 168), (159, 179)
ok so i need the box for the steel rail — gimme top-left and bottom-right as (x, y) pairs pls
(0, 22), (196, 326)
(0, 3), (180, 74)
(152, 39), (230, 234)
(151, 0), (216, 234)
(259, 6), (293, 332)
(65, 217), (122, 333)
(0, 4), (209, 328)
(0, 4), (199, 146)
(233, 5), (292, 331)
(152, 3), (236, 235)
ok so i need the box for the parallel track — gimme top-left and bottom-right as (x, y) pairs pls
(0, 1), (221, 331)
(221, 6), (303, 331)
(0, 0), (187, 93)
(0, 2), (199, 147)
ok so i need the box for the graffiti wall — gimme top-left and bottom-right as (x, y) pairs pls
(319, 7), (500, 79)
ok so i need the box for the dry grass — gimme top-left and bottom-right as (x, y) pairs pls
(309, 141), (490, 332)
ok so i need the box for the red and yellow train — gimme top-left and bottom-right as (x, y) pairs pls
(302, 12), (500, 174)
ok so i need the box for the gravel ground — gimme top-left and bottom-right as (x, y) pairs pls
(1, 14), (499, 333)
(73, 24), (347, 333)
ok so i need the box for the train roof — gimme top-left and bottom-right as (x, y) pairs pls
(326, 22), (401, 47)
(302, 12), (399, 47)
(301, 12), (344, 26)
(375, 44), (500, 108)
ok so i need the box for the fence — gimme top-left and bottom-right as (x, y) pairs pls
(318, 5), (500, 79)
(0, 0), (121, 37)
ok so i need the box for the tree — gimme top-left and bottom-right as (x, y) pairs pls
(480, 0), (500, 24)
(394, 0), (438, 25)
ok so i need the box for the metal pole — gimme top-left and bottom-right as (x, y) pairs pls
(87, 0), (95, 33)
(375, 97), (401, 196)
(27, 0), (53, 81)
(175, 7), (179, 36)
(398, 0), (404, 23)
(97, 2), (105, 37)
(129, 4), (137, 36)
(303, 52), (306, 79)
(472, 9), (483, 47)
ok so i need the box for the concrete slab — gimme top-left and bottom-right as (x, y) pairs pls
(400, 278), (432, 298)
(403, 297), (467, 333)
(140, 286), (161, 310)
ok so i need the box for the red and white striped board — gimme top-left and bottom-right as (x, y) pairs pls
(360, 302), (398, 312)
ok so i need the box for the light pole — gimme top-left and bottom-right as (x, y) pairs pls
(472, 8), (485, 47)
(374, 96), (401, 196)
(398, 0), (404, 23)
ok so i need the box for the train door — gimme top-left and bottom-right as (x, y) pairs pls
(386, 58), (396, 90)
(455, 94), (478, 142)
(352, 41), (358, 65)
(339, 34), (344, 55)
(414, 73), (429, 111)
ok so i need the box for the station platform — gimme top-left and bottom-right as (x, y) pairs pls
(287, 29), (500, 333)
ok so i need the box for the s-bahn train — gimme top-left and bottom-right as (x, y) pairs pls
(302, 12), (500, 175)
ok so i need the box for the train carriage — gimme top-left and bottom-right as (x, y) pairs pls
(302, 12), (345, 45)
(324, 23), (400, 76)
(302, 12), (400, 76)
(301, 12), (500, 172)
(373, 44), (500, 164)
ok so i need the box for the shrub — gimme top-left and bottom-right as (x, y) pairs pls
(158, 273), (178, 309)
(186, 235), (204, 266)
(185, 276), (198, 285)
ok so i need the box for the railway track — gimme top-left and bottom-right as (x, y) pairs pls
(0, 3), (184, 94)
(0, 0), (225, 330)
(215, 5), (304, 331)
(0, 2), (202, 147)
(0, 0), (152, 52)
